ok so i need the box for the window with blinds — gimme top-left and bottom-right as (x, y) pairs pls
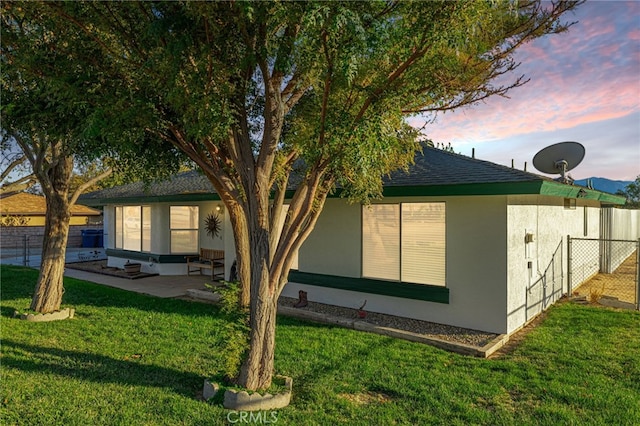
(362, 204), (400, 281)
(362, 202), (446, 286)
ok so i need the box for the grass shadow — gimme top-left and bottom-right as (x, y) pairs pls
(2, 339), (204, 397)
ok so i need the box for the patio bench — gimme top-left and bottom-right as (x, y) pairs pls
(186, 249), (225, 280)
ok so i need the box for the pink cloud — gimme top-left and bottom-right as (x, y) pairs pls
(628, 29), (640, 41)
(408, 1), (640, 182)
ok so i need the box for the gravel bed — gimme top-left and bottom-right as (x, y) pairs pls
(279, 296), (497, 347)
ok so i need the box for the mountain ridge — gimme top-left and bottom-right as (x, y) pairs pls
(574, 177), (631, 195)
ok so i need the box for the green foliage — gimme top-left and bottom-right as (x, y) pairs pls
(1, 1), (584, 204)
(616, 176), (640, 208)
(213, 281), (250, 380)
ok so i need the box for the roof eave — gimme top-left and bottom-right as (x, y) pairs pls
(79, 192), (222, 206)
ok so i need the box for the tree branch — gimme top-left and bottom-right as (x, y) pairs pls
(68, 167), (112, 206)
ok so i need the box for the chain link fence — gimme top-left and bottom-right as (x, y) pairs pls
(569, 237), (639, 310)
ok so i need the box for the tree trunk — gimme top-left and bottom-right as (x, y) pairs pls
(30, 158), (73, 313)
(236, 196), (279, 390)
(30, 192), (71, 312)
(227, 201), (252, 308)
(237, 281), (278, 390)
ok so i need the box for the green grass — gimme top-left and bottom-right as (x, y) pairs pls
(2, 265), (639, 425)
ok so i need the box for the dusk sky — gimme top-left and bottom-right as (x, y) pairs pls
(414, 0), (640, 182)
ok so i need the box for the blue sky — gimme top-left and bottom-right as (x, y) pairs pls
(413, 0), (640, 181)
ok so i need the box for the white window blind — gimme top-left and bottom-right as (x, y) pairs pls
(401, 203), (446, 286)
(362, 204), (400, 281)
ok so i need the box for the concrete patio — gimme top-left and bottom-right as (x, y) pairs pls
(64, 268), (211, 298)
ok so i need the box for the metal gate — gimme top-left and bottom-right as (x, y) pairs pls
(568, 237), (640, 310)
(526, 240), (564, 321)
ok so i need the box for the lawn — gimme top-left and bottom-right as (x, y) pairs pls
(1, 265), (639, 425)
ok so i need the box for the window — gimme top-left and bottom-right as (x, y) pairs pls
(114, 206), (151, 252)
(170, 206), (199, 253)
(362, 204), (400, 281)
(362, 202), (446, 286)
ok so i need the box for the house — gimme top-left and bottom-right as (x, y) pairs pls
(79, 147), (627, 335)
(0, 192), (102, 226)
(0, 192), (103, 251)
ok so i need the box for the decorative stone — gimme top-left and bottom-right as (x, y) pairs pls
(205, 375), (292, 411)
(186, 289), (221, 303)
(203, 380), (219, 401)
(17, 308), (75, 322)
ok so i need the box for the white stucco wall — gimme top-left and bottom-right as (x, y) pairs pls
(285, 195), (510, 334)
(297, 199), (362, 278)
(505, 196), (601, 333)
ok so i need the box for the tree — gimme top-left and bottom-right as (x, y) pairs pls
(0, 133), (36, 195)
(1, 5), (184, 313)
(616, 176), (640, 208)
(4, 0), (583, 390)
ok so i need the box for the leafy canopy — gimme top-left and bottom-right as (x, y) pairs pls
(2, 1), (581, 203)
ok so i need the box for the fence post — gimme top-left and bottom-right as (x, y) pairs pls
(567, 235), (572, 294)
(22, 234), (27, 266)
(636, 239), (639, 311)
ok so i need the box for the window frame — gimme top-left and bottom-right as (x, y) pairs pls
(114, 205), (151, 252)
(169, 205), (199, 254)
(361, 202), (446, 287)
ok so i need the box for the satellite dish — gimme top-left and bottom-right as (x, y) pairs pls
(533, 141), (585, 184)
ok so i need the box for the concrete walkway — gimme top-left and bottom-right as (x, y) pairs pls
(64, 268), (211, 298)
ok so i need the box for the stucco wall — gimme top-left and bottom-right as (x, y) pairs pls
(506, 196), (601, 333)
(287, 195), (509, 334)
(298, 199), (362, 278)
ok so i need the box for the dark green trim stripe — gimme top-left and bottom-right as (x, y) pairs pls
(381, 181), (544, 198)
(381, 180), (625, 204)
(81, 193), (221, 206)
(105, 249), (195, 263)
(288, 270), (449, 304)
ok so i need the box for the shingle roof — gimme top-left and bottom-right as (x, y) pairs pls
(80, 170), (216, 201)
(0, 193), (101, 216)
(385, 147), (541, 187)
(80, 146), (622, 204)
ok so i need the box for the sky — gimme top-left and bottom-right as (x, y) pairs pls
(411, 0), (640, 182)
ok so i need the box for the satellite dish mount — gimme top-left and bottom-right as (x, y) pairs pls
(532, 142), (585, 185)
